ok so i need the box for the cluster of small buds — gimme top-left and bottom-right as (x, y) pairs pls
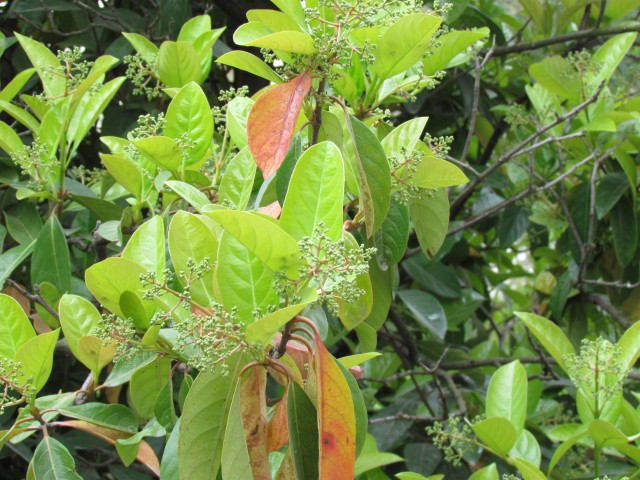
(564, 337), (627, 413)
(423, 132), (454, 157)
(68, 165), (104, 186)
(123, 53), (162, 100)
(96, 313), (140, 362)
(36, 47), (93, 102)
(389, 147), (430, 202)
(127, 113), (166, 141)
(426, 416), (476, 467)
(0, 358), (33, 413)
(174, 303), (244, 374)
(9, 141), (54, 189)
(297, 224), (375, 314)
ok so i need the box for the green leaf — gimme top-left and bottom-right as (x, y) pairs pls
(4, 203), (43, 245)
(486, 360), (528, 436)
(337, 360), (368, 458)
(271, 0), (308, 30)
(85, 257), (156, 324)
(31, 436), (82, 480)
(160, 418), (181, 479)
(338, 352), (382, 369)
(596, 172), (629, 218)
(0, 120), (24, 154)
(381, 117), (428, 158)
(247, 9), (303, 32)
(69, 195), (123, 222)
(397, 290), (447, 341)
(76, 336), (117, 380)
(15, 329), (59, 393)
(101, 153), (143, 199)
(408, 147), (468, 189)
(0, 242), (35, 289)
(0, 293), (36, 359)
(529, 56), (581, 101)
(221, 382), (253, 480)
(498, 205), (529, 248)
(130, 356), (172, 420)
(205, 210), (303, 278)
(510, 430), (542, 468)
(226, 96), (253, 149)
(275, 134), (303, 205)
(617, 321), (640, 372)
(0, 68), (36, 103)
(373, 13), (442, 80)
(0, 100), (39, 134)
(134, 136), (182, 172)
(104, 351), (158, 387)
(216, 51), (282, 84)
(374, 196), (409, 268)
(471, 417), (517, 458)
(179, 351), (246, 480)
(216, 231), (279, 324)
(14, 33), (65, 99)
(219, 147), (257, 210)
(354, 452), (404, 476)
(408, 188), (449, 259)
(610, 194), (637, 267)
(589, 32), (637, 87)
(468, 463), (499, 480)
(164, 180), (211, 213)
(423, 28), (489, 75)
(346, 115), (391, 237)
(58, 403), (138, 433)
(164, 82), (213, 165)
(512, 458), (546, 480)
(168, 211), (218, 306)
(514, 311), (575, 372)
(234, 23), (317, 55)
(154, 377), (177, 431)
(245, 292), (317, 345)
(158, 41), (201, 88)
(288, 381), (319, 480)
(122, 215), (165, 277)
(178, 15), (211, 42)
(59, 294), (115, 375)
(122, 32), (158, 65)
(280, 141), (345, 241)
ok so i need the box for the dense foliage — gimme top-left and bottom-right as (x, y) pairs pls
(0, 0), (639, 478)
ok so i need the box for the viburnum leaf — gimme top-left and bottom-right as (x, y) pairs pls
(247, 72), (312, 179)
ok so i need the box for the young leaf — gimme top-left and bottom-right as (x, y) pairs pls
(219, 147), (257, 210)
(471, 417), (517, 458)
(179, 351), (246, 480)
(486, 360), (528, 436)
(345, 115), (391, 237)
(216, 51), (282, 84)
(164, 82), (213, 165)
(122, 215), (165, 277)
(247, 72), (312, 179)
(15, 329), (60, 393)
(122, 32), (158, 65)
(0, 293), (36, 359)
(205, 210), (303, 278)
(234, 24), (317, 55)
(226, 96), (253, 149)
(468, 464), (499, 480)
(31, 215), (71, 294)
(215, 231), (279, 324)
(158, 41), (201, 87)
(164, 180), (212, 213)
(288, 381), (319, 480)
(31, 436), (82, 480)
(313, 336), (356, 478)
(408, 188), (449, 259)
(168, 211), (218, 306)
(514, 312), (575, 372)
(14, 33), (65, 99)
(372, 13), (442, 80)
(280, 141), (345, 241)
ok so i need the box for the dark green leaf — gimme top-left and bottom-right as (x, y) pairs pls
(498, 205), (529, 247)
(596, 172), (629, 219)
(610, 194), (637, 267)
(31, 436), (82, 480)
(398, 290), (447, 340)
(287, 381), (319, 480)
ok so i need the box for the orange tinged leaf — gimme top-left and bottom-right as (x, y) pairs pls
(258, 200), (282, 218)
(313, 337), (356, 479)
(57, 420), (160, 477)
(247, 72), (312, 179)
(267, 389), (289, 452)
(240, 367), (271, 480)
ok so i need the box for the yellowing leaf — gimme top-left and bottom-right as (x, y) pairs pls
(240, 367), (270, 480)
(247, 72), (312, 178)
(313, 337), (356, 479)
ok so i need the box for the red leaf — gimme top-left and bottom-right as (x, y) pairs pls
(247, 73), (312, 179)
(267, 388), (289, 452)
(313, 338), (356, 479)
(258, 200), (282, 218)
(240, 367), (271, 480)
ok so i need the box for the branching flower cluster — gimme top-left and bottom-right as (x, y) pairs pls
(0, 359), (33, 413)
(426, 416), (475, 467)
(9, 140), (55, 190)
(36, 47), (93, 103)
(124, 53), (162, 100)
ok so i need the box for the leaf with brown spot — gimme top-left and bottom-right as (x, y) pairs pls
(313, 337), (356, 479)
(247, 72), (312, 179)
(240, 367), (271, 480)
(267, 388), (289, 452)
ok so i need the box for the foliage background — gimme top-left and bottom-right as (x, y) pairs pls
(0, 0), (639, 478)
